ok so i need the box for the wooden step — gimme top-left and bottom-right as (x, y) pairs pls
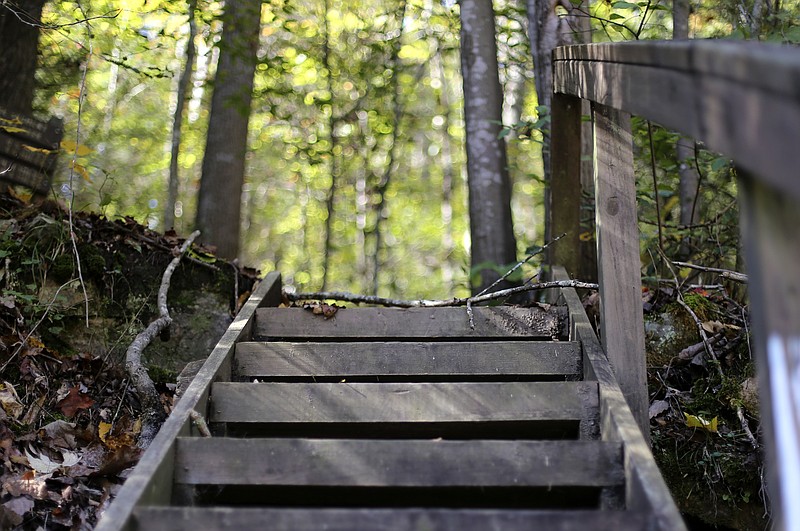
(133, 507), (651, 531)
(234, 341), (581, 381)
(211, 381), (597, 424)
(254, 307), (563, 340)
(174, 438), (624, 487)
(210, 381), (598, 439)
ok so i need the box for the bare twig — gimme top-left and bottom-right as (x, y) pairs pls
(0, 163), (12, 175)
(189, 410), (212, 438)
(737, 405), (758, 448)
(672, 261), (748, 283)
(475, 233), (566, 298)
(126, 231), (200, 449)
(288, 279), (598, 308)
(1, 279), (78, 373)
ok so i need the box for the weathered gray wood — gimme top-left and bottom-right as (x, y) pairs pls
(553, 42), (800, 201)
(738, 173), (800, 531)
(591, 103), (649, 443)
(234, 341), (581, 379)
(549, 92), (583, 279)
(255, 307), (562, 340)
(554, 267), (686, 531)
(174, 438), (623, 487)
(134, 507), (652, 531)
(93, 272), (283, 531)
(210, 381), (598, 423)
(0, 108), (63, 193)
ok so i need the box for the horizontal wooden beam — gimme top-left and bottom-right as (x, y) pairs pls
(553, 41), (800, 199)
(255, 307), (563, 340)
(210, 381), (597, 424)
(234, 341), (581, 380)
(174, 438), (624, 487)
(134, 507), (652, 531)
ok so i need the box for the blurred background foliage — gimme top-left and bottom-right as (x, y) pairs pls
(30, 0), (800, 298)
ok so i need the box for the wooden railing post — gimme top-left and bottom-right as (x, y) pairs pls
(549, 92), (583, 278)
(738, 172), (800, 531)
(591, 102), (649, 443)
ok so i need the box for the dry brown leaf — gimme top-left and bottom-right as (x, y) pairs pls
(0, 381), (24, 419)
(56, 386), (94, 418)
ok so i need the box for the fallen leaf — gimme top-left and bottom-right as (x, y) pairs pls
(39, 420), (79, 449)
(0, 497), (33, 526)
(57, 386), (94, 418)
(649, 399), (670, 419)
(98, 422), (112, 444)
(684, 412), (718, 432)
(0, 381), (24, 419)
(3, 472), (49, 498)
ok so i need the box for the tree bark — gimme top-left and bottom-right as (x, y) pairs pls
(0, 0), (46, 115)
(673, 0), (701, 260)
(459, 0), (517, 294)
(165, 0), (198, 231)
(526, 0), (578, 244)
(195, 0), (261, 259)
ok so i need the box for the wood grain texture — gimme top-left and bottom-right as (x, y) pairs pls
(174, 438), (624, 487)
(93, 272), (283, 531)
(591, 103), (649, 442)
(133, 507), (651, 531)
(554, 267), (686, 530)
(553, 41), (800, 200)
(549, 92), (584, 279)
(738, 173), (800, 531)
(254, 307), (563, 340)
(234, 341), (581, 379)
(210, 381), (597, 423)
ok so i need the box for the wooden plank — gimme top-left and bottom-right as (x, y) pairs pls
(174, 438), (624, 487)
(553, 44), (800, 200)
(0, 108), (63, 147)
(94, 272), (283, 531)
(553, 267), (686, 531)
(0, 153), (53, 193)
(738, 173), (800, 531)
(549, 92), (583, 278)
(134, 507), (652, 531)
(591, 103), (649, 443)
(210, 381), (598, 424)
(255, 307), (562, 340)
(234, 341), (581, 380)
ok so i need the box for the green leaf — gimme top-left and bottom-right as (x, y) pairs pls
(612, 1), (639, 9)
(609, 13), (626, 20)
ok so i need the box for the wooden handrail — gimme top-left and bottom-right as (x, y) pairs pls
(551, 40), (800, 531)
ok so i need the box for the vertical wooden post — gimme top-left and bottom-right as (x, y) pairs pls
(592, 102), (649, 443)
(549, 92), (583, 278)
(738, 172), (800, 531)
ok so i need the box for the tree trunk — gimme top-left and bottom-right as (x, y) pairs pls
(526, 0), (577, 244)
(195, 0), (261, 259)
(165, 0), (198, 231)
(0, 0), (46, 115)
(673, 0), (701, 260)
(459, 0), (517, 294)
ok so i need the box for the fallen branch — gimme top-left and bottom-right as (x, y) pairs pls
(126, 230), (200, 449)
(287, 279), (598, 308)
(673, 261), (748, 284)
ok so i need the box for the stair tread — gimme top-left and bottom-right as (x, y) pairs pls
(210, 381), (598, 424)
(174, 438), (624, 487)
(234, 341), (581, 380)
(134, 507), (650, 530)
(254, 307), (562, 340)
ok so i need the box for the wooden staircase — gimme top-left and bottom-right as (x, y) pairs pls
(97, 269), (685, 530)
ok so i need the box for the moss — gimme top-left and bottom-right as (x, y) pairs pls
(682, 292), (715, 321)
(146, 365), (177, 384)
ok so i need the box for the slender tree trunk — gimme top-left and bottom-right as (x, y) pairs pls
(195, 0), (261, 259)
(673, 0), (701, 260)
(459, 0), (517, 294)
(165, 0), (198, 230)
(370, 0), (409, 296)
(0, 0), (46, 114)
(526, 0), (576, 243)
(321, 0), (338, 291)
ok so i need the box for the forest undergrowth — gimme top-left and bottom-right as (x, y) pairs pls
(0, 188), (766, 530)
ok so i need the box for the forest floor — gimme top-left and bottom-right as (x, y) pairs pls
(0, 189), (766, 529)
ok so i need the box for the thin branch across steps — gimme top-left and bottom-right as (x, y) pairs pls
(287, 279), (598, 308)
(126, 230), (200, 449)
